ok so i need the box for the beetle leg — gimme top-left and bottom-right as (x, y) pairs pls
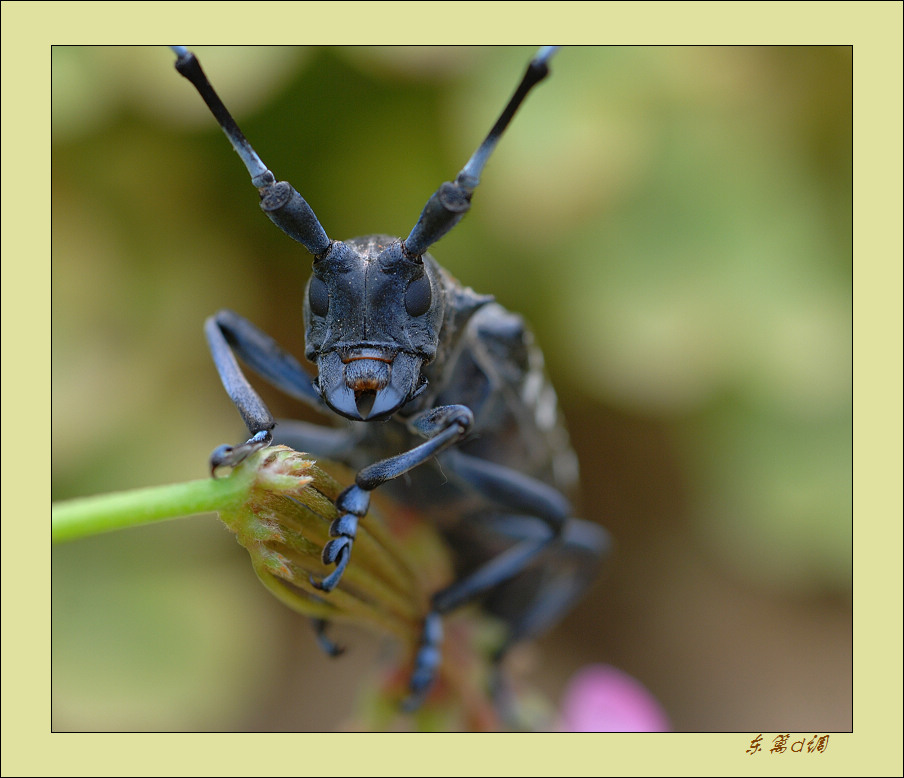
(310, 617), (345, 658)
(272, 418), (362, 460)
(404, 449), (607, 706)
(310, 405), (474, 592)
(404, 531), (558, 708)
(205, 309), (326, 472)
(485, 516), (609, 653)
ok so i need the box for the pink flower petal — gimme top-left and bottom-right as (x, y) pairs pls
(558, 664), (670, 732)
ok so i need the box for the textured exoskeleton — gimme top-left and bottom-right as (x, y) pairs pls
(172, 46), (609, 708)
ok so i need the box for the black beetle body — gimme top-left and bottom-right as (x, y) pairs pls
(173, 46), (609, 708)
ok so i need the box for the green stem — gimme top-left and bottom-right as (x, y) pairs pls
(51, 471), (254, 544)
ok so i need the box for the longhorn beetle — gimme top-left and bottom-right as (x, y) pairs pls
(172, 46), (609, 708)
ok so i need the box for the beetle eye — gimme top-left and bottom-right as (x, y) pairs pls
(308, 276), (329, 317)
(405, 274), (432, 317)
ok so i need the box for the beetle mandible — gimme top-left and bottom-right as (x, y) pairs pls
(172, 45), (609, 707)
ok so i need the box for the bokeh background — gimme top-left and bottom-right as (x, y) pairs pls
(51, 45), (851, 731)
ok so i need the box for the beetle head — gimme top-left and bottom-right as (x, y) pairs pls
(304, 236), (446, 421)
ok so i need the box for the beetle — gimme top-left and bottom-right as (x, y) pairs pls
(171, 45), (609, 708)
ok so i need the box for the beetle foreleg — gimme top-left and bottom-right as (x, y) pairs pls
(311, 405), (474, 592)
(205, 310), (324, 472)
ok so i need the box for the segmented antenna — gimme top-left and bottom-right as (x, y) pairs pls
(171, 46), (331, 257)
(404, 46), (559, 258)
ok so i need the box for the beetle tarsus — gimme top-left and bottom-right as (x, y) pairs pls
(209, 429), (272, 475)
(310, 540), (352, 592)
(310, 618), (345, 657)
(401, 612), (444, 709)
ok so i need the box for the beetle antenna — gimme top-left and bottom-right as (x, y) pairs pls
(404, 46), (558, 258)
(171, 46), (331, 257)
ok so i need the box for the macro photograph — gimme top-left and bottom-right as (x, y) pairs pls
(49, 43), (854, 739)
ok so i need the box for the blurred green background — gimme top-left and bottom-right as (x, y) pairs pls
(52, 46), (851, 731)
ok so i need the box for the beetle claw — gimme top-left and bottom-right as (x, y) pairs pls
(311, 618), (345, 657)
(209, 430), (272, 475)
(311, 541), (352, 592)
